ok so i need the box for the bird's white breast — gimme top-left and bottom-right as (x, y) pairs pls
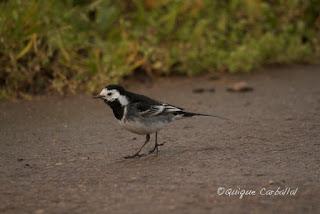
(119, 119), (167, 135)
(119, 106), (169, 134)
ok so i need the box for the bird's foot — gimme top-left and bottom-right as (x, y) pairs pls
(148, 142), (166, 155)
(123, 153), (146, 159)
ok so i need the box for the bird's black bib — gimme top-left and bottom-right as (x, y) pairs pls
(105, 100), (124, 120)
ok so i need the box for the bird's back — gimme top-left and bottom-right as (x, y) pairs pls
(126, 91), (162, 106)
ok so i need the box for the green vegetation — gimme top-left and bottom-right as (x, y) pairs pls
(1, 0), (319, 99)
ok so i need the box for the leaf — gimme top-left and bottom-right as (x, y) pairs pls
(16, 33), (37, 59)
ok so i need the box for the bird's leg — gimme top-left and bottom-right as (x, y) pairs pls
(124, 134), (150, 159)
(149, 132), (165, 155)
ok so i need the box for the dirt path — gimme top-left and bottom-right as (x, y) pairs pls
(1, 65), (319, 214)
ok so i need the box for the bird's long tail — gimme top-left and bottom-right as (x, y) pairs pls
(182, 111), (230, 121)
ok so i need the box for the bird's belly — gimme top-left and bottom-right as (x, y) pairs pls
(119, 119), (167, 135)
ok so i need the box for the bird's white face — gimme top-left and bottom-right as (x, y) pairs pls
(99, 88), (129, 106)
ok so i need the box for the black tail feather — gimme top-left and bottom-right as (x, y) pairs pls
(182, 111), (230, 121)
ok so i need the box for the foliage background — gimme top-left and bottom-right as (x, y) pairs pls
(0, 0), (319, 99)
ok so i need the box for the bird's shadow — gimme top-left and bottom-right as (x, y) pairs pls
(110, 145), (224, 166)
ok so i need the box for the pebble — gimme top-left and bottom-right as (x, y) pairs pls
(192, 87), (215, 94)
(227, 81), (253, 92)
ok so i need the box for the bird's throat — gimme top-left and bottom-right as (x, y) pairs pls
(105, 100), (124, 120)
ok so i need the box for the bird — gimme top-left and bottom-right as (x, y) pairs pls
(94, 84), (228, 159)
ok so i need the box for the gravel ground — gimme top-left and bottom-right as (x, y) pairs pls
(0, 65), (319, 214)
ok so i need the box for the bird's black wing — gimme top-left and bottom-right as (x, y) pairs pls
(134, 102), (184, 117)
(128, 93), (229, 120)
(127, 91), (185, 117)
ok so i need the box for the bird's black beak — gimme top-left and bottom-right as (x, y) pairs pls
(93, 95), (104, 99)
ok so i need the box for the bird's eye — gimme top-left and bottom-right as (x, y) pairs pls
(107, 92), (112, 96)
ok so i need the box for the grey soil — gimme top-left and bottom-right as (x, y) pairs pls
(0, 65), (319, 214)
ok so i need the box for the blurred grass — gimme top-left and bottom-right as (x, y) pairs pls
(0, 0), (319, 99)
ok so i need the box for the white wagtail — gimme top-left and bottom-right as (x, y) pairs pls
(94, 85), (227, 159)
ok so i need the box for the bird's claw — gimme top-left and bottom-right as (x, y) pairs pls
(148, 142), (166, 155)
(123, 153), (146, 159)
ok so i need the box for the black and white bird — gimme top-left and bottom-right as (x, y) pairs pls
(94, 85), (227, 159)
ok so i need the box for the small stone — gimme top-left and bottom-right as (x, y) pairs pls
(227, 81), (253, 92)
(183, 125), (193, 129)
(17, 158), (24, 162)
(192, 88), (205, 93)
(55, 162), (63, 166)
(80, 157), (89, 160)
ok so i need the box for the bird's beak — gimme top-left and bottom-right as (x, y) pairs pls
(93, 95), (104, 99)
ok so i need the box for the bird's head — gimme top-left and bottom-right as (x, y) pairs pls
(93, 85), (129, 105)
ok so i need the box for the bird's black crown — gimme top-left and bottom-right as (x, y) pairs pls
(105, 84), (126, 94)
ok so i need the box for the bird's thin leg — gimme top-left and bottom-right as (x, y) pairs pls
(124, 134), (150, 159)
(149, 132), (165, 155)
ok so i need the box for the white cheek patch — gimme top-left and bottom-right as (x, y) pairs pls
(99, 88), (128, 105)
(118, 95), (129, 106)
(109, 90), (122, 102)
(99, 88), (108, 96)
